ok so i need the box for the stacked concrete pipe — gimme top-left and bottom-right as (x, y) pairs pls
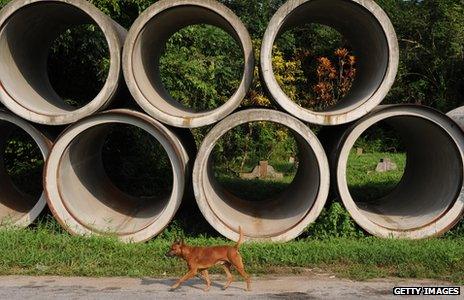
(328, 105), (464, 239)
(193, 109), (330, 242)
(123, 0), (254, 128)
(0, 0), (462, 242)
(44, 109), (192, 243)
(0, 110), (51, 227)
(260, 0), (399, 126)
(0, 0), (126, 125)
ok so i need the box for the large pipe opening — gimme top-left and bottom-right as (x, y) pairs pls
(261, 0), (399, 125)
(123, 0), (254, 128)
(193, 109), (329, 241)
(44, 110), (190, 242)
(0, 110), (51, 227)
(0, 0), (126, 125)
(336, 105), (464, 238)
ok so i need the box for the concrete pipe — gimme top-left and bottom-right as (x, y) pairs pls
(193, 109), (330, 242)
(0, 110), (51, 227)
(123, 0), (254, 128)
(44, 109), (191, 243)
(333, 105), (464, 239)
(447, 107), (464, 130)
(260, 0), (399, 125)
(0, 0), (126, 125)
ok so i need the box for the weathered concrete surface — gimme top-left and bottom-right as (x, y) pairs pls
(0, 275), (461, 300)
(44, 109), (191, 243)
(193, 109), (330, 242)
(447, 106), (464, 131)
(332, 105), (464, 239)
(0, 0), (126, 125)
(123, 0), (254, 128)
(260, 0), (399, 125)
(0, 110), (51, 227)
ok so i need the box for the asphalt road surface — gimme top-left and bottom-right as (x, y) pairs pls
(0, 275), (461, 299)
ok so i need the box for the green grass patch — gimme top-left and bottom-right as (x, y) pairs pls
(347, 152), (406, 202)
(0, 221), (463, 283)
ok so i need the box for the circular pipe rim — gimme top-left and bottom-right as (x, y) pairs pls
(0, 0), (125, 125)
(260, 0), (399, 126)
(0, 109), (52, 227)
(44, 109), (189, 243)
(336, 105), (464, 239)
(123, 0), (254, 128)
(193, 109), (330, 242)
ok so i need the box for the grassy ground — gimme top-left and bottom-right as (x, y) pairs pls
(347, 152), (406, 202)
(1, 152), (463, 284)
(0, 221), (463, 284)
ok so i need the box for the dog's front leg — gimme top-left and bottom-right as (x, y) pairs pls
(200, 270), (211, 292)
(171, 268), (197, 291)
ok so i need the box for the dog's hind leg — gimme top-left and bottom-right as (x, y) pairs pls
(231, 255), (251, 291)
(221, 262), (234, 290)
(171, 268), (197, 290)
(200, 270), (211, 292)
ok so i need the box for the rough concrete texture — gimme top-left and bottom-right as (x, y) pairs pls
(193, 109), (330, 242)
(0, 0), (127, 125)
(0, 275), (461, 300)
(447, 106), (464, 131)
(123, 0), (254, 128)
(260, 0), (399, 125)
(44, 109), (191, 243)
(0, 110), (52, 227)
(333, 105), (464, 239)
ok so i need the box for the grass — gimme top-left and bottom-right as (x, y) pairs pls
(0, 221), (463, 284)
(1, 151), (463, 284)
(347, 152), (406, 202)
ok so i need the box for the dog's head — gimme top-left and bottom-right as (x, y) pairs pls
(166, 239), (184, 257)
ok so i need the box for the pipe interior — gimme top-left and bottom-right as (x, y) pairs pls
(204, 123), (321, 238)
(56, 123), (174, 235)
(132, 5), (243, 116)
(275, 0), (389, 113)
(349, 116), (462, 231)
(0, 3), (109, 114)
(0, 121), (43, 223)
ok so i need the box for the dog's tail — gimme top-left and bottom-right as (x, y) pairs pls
(235, 226), (244, 249)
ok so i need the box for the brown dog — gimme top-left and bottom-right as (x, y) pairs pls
(166, 227), (251, 292)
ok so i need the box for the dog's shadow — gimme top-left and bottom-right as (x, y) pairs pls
(140, 277), (243, 292)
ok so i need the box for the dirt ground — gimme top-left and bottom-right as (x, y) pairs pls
(0, 274), (462, 299)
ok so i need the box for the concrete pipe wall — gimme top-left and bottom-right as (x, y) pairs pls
(0, 0), (126, 125)
(447, 107), (464, 130)
(193, 109), (330, 242)
(332, 105), (464, 239)
(260, 0), (399, 126)
(0, 110), (52, 227)
(44, 109), (191, 243)
(123, 0), (254, 128)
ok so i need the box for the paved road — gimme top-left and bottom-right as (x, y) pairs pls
(0, 275), (461, 299)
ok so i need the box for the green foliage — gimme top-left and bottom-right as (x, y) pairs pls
(305, 202), (365, 239)
(159, 24), (243, 112)
(212, 122), (298, 176)
(102, 125), (173, 198)
(378, 0), (464, 112)
(48, 24), (109, 107)
(3, 129), (44, 198)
